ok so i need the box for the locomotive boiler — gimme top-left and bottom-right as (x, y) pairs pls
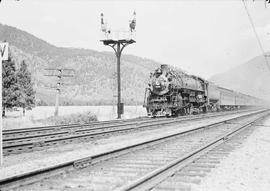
(144, 65), (208, 117)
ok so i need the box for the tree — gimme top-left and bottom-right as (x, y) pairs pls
(17, 60), (35, 116)
(2, 56), (20, 117)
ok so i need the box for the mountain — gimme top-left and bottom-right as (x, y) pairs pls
(0, 23), (160, 105)
(209, 55), (270, 101)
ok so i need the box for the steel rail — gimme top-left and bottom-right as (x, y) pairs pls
(3, 109), (257, 141)
(115, 111), (269, 191)
(3, 108), (256, 137)
(4, 119), (162, 142)
(3, 109), (259, 155)
(0, 109), (268, 190)
(3, 116), (151, 136)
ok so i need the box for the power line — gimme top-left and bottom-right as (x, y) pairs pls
(241, 0), (270, 72)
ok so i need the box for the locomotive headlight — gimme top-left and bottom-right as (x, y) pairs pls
(154, 81), (160, 87)
(152, 74), (169, 91)
(152, 81), (161, 90)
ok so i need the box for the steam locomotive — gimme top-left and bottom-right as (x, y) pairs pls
(143, 64), (263, 117)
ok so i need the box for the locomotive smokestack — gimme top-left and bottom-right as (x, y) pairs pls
(161, 64), (169, 72)
(161, 64), (168, 69)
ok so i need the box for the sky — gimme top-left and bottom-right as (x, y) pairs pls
(0, 0), (269, 79)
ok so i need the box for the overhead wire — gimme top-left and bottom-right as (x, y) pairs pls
(241, 0), (270, 72)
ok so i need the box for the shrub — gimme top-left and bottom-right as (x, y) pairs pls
(38, 111), (98, 125)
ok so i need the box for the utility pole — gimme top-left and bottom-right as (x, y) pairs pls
(45, 68), (74, 116)
(0, 42), (8, 166)
(100, 12), (136, 119)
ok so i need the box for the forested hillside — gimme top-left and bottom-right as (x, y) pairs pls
(0, 23), (160, 105)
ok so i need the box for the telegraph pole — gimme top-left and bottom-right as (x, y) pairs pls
(100, 12), (136, 119)
(55, 70), (62, 116)
(45, 68), (74, 116)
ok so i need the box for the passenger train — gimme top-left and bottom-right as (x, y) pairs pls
(143, 64), (264, 117)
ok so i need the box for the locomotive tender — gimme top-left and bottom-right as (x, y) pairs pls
(143, 64), (263, 117)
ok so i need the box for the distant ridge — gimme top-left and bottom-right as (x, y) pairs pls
(209, 55), (270, 101)
(0, 23), (161, 105)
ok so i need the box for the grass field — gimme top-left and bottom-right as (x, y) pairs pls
(3, 105), (147, 130)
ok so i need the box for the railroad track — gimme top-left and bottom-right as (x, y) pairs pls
(3, 109), (258, 156)
(3, 116), (151, 138)
(0, 108), (268, 190)
(143, 121), (261, 191)
(116, 114), (268, 191)
(4, 109), (247, 138)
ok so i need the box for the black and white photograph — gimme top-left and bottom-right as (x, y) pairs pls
(0, 0), (270, 190)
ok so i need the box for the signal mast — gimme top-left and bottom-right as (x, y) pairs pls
(100, 12), (136, 119)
